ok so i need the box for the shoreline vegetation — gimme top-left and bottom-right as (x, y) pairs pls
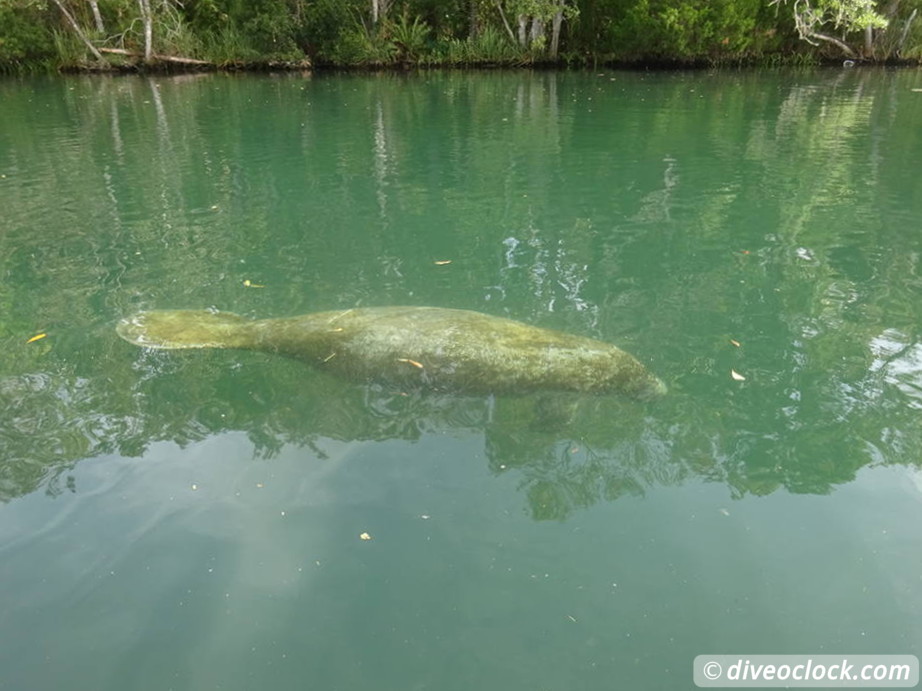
(1, 0), (920, 74)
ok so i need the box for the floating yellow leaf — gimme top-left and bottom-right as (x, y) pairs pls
(729, 339), (741, 347)
(433, 260), (452, 266)
(359, 532), (372, 541)
(397, 358), (424, 369)
(730, 369), (746, 381)
(26, 333), (47, 344)
(243, 279), (265, 288)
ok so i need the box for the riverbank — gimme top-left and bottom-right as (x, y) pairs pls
(2, 0), (920, 75)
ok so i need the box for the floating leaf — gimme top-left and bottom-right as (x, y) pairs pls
(433, 260), (452, 266)
(359, 532), (372, 541)
(729, 339), (741, 347)
(730, 369), (746, 381)
(26, 333), (47, 344)
(243, 279), (265, 288)
(397, 358), (424, 369)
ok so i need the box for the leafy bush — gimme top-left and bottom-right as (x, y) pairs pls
(432, 25), (524, 65)
(331, 23), (399, 66)
(199, 24), (261, 64)
(388, 12), (431, 61)
(0, 3), (56, 70)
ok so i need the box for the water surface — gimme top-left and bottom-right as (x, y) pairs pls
(1, 69), (921, 690)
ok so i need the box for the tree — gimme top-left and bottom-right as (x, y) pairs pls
(493, 0), (578, 58)
(770, 0), (888, 56)
(371, 0), (393, 25)
(137, 0), (153, 60)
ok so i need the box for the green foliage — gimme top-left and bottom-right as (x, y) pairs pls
(51, 28), (87, 66)
(432, 25), (526, 65)
(331, 20), (398, 66)
(0, 0), (920, 70)
(234, 1), (301, 58)
(388, 12), (432, 61)
(297, 0), (359, 61)
(0, 1), (56, 70)
(867, 0), (922, 59)
(198, 24), (261, 64)
(602, 0), (772, 59)
(771, 0), (890, 56)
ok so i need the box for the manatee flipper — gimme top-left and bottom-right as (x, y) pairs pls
(116, 310), (255, 350)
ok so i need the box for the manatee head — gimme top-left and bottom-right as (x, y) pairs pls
(629, 371), (668, 401)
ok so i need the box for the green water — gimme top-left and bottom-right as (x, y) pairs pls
(1, 69), (922, 690)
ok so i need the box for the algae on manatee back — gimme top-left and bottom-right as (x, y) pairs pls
(116, 306), (666, 400)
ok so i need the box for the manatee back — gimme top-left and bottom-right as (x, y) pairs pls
(300, 306), (666, 399)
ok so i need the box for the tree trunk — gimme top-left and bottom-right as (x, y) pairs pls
(51, 0), (105, 61)
(808, 29), (857, 56)
(371, 0), (392, 25)
(864, 25), (873, 57)
(517, 14), (527, 46)
(494, 1), (517, 43)
(550, 10), (563, 59)
(898, 8), (918, 54)
(88, 0), (104, 33)
(137, 0), (153, 62)
(529, 17), (544, 46)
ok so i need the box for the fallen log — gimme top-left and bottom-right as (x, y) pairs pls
(99, 47), (212, 66)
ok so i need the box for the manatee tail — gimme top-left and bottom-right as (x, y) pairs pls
(116, 310), (256, 350)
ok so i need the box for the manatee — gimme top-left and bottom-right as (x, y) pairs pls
(116, 306), (666, 400)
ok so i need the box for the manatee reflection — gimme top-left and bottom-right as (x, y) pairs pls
(1, 347), (892, 521)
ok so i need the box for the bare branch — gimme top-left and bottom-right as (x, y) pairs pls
(494, 1), (517, 44)
(898, 8), (918, 54)
(50, 0), (105, 61)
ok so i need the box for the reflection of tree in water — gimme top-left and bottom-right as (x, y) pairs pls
(3, 70), (922, 517)
(2, 333), (920, 520)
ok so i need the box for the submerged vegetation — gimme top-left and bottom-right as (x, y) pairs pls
(1, 0), (921, 72)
